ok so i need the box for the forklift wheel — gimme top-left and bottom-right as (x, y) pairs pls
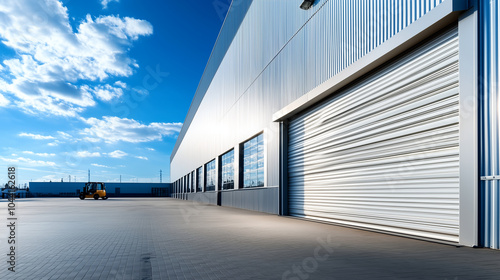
(79, 194), (85, 200)
(102, 196), (108, 200)
(93, 194), (99, 200)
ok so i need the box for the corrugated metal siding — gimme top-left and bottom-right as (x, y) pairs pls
(288, 27), (459, 242)
(187, 192), (218, 205)
(480, 0), (500, 249)
(220, 187), (279, 214)
(171, 0), (447, 183)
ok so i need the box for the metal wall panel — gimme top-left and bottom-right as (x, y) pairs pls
(220, 187), (279, 214)
(29, 182), (170, 195)
(479, 0), (500, 249)
(288, 27), (459, 242)
(187, 192), (218, 205)
(171, 0), (447, 183)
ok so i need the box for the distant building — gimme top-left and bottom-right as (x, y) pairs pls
(28, 182), (171, 197)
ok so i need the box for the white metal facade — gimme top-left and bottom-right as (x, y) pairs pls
(170, 0), (454, 215)
(168, 0), (500, 247)
(288, 27), (460, 242)
(170, 0), (449, 183)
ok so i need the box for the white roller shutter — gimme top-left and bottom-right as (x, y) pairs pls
(288, 27), (459, 243)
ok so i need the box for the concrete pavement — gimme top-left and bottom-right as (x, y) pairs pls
(0, 197), (499, 279)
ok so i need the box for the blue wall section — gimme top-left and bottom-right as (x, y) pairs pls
(479, 0), (500, 249)
(29, 182), (171, 197)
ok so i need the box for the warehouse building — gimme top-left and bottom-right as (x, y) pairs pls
(170, 0), (500, 249)
(29, 182), (171, 197)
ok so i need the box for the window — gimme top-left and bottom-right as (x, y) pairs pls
(191, 171), (195, 192)
(196, 167), (203, 192)
(183, 176), (186, 193)
(205, 159), (216, 191)
(242, 134), (264, 188)
(221, 150), (234, 190)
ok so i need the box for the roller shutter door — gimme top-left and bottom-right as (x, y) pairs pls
(288, 27), (459, 243)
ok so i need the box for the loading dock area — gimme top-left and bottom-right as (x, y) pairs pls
(1, 198), (499, 279)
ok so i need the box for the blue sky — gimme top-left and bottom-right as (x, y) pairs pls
(0, 0), (230, 186)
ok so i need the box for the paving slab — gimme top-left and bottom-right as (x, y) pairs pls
(0, 198), (499, 279)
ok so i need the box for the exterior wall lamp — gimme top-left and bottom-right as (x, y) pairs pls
(300, 0), (315, 10)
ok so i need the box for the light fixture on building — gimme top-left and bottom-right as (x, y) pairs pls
(300, 0), (315, 10)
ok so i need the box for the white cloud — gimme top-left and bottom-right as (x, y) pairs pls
(135, 156), (148, 160)
(57, 131), (72, 139)
(132, 87), (149, 96)
(114, 81), (127, 88)
(101, 0), (119, 9)
(91, 163), (110, 168)
(146, 148), (155, 151)
(34, 175), (60, 182)
(0, 93), (9, 106)
(87, 84), (123, 101)
(87, 15), (153, 41)
(107, 150), (127, 158)
(0, 0), (153, 117)
(15, 92), (90, 117)
(82, 137), (101, 143)
(76, 151), (101, 157)
(22, 151), (56, 157)
(81, 116), (182, 143)
(19, 133), (55, 140)
(0, 156), (56, 167)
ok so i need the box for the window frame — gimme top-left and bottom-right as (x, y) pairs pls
(196, 166), (203, 192)
(239, 132), (265, 189)
(219, 149), (235, 190)
(204, 159), (216, 192)
(190, 171), (195, 192)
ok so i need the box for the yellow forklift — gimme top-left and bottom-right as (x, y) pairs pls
(79, 182), (108, 200)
